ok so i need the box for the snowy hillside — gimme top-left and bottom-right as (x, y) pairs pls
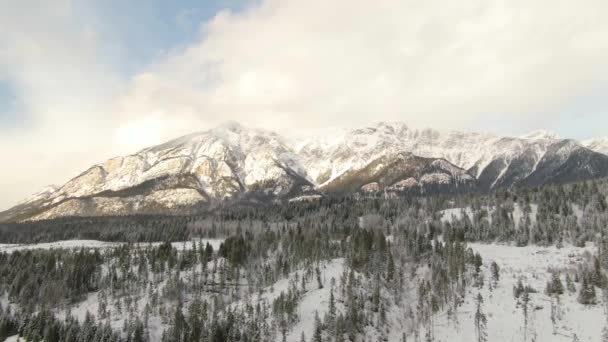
(434, 243), (604, 342)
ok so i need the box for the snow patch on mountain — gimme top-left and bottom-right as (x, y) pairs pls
(583, 137), (608, 156)
(520, 129), (560, 140)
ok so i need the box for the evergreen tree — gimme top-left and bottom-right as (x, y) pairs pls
(313, 311), (323, 342)
(578, 276), (597, 305)
(474, 293), (487, 342)
(387, 251), (395, 281)
(490, 261), (500, 286)
(546, 272), (564, 296)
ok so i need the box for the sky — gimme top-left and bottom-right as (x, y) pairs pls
(0, 0), (608, 210)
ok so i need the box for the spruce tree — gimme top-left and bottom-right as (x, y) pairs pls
(474, 293), (487, 342)
(313, 311), (323, 342)
(490, 261), (500, 286)
(578, 276), (597, 305)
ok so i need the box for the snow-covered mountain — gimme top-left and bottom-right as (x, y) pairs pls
(583, 137), (608, 156)
(294, 122), (608, 191)
(0, 122), (318, 222)
(2, 122), (608, 222)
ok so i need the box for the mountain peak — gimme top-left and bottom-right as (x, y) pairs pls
(373, 121), (409, 133)
(519, 129), (560, 140)
(215, 120), (244, 133)
(4, 122), (608, 223)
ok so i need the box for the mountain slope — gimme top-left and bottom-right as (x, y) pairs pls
(583, 137), (608, 156)
(295, 122), (608, 191)
(319, 152), (476, 195)
(0, 123), (316, 222)
(2, 121), (608, 222)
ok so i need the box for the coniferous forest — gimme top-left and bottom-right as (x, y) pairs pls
(2, 179), (608, 341)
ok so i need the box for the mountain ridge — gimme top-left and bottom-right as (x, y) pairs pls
(2, 121), (608, 222)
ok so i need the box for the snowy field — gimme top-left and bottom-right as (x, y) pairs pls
(0, 238), (224, 254)
(434, 243), (604, 342)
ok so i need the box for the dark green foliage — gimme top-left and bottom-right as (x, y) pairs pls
(545, 272), (564, 296)
(0, 248), (102, 312)
(578, 274), (597, 305)
(220, 235), (250, 265)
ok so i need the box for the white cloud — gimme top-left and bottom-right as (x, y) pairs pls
(1, 0), (608, 209)
(0, 0), (123, 209)
(118, 0), (608, 134)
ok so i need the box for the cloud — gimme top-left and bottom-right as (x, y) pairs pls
(1, 0), (608, 209)
(118, 0), (608, 135)
(0, 0), (123, 209)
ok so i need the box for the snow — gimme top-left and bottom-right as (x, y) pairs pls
(420, 172), (452, 185)
(288, 195), (323, 202)
(146, 188), (206, 207)
(282, 259), (345, 342)
(583, 137), (608, 156)
(440, 204), (538, 229)
(229, 258), (346, 342)
(433, 243), (604, 342)
(3, 237), (606, 341)
(0, 238), (225, 254)
(520, 130), (560, 140)
(7, 121), (603, 222)
(288, 122), (565, 186)
(0, 240), (122, 252)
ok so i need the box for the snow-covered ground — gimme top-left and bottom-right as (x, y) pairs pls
(282, 259), (345, 342)
(4, 238), (606, 341)
(229, 258), (346, 342)
(434, 243), (604, 342)
(0, 240), (121, 252)
(0, 238), (224, 253)
(440, 204), (539, 228)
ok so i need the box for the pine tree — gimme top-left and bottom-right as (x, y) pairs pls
(578, 276), (597, 305)
(387, 251), (395, 281)
(316, 267), (324, 289)
(172, 302), (187, 342)
(474, 293), (487, 342)
(566, 274), (576, 293)
(601, 326), (608, 342)
(313, 311), (323, 342)
(328, 289), (336, 322)
(372, 274), (381, 312)
(520, 288), (538, 342)
(550, 295), (561, 335)
(132, 320), (145, 342)
(546, 272), (564, 296)
(490, 261), (500, 286)
(514, 279), (525, 298)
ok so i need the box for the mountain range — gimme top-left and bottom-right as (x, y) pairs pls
(2, 121), (608, 222)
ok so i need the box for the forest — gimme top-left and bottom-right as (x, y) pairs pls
(2, 178), (608, 341)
